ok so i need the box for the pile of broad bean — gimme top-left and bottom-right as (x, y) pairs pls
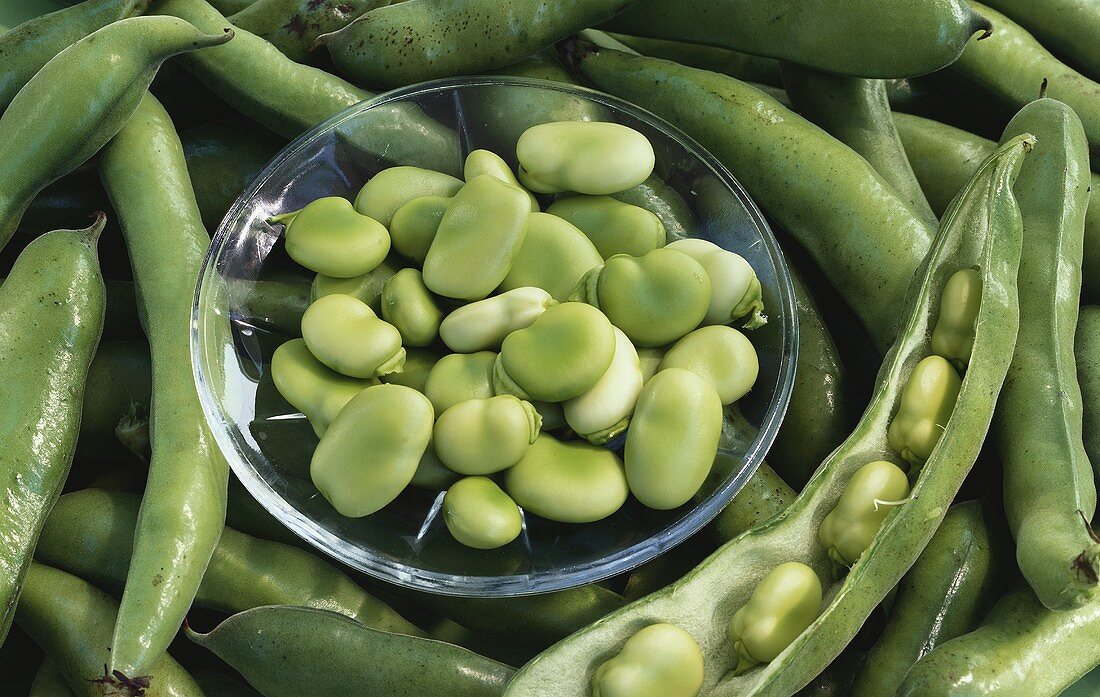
(0, 0), (1098, 695)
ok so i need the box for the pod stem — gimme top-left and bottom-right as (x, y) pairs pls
(90, 664), (151, 697)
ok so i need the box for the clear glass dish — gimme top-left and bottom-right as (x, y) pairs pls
(192, 76), (798, 596)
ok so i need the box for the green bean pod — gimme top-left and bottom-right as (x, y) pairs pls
(192, 670), (262, 697)
(767, 268), (853, 489)
(502, 135), (1029, 697)
(318, 0), (628, 88)
(710, 463), (796, 544)
(0, 217), (105, 645)
(564, 40), (935, 349)
(152, 0), (462, 175)
(187, 605), (514, 697)
(35, 489), (424, 636)
(0, 15), (234, 251)
(894, 111), (1100, 304)
(600, 0), (991, 79)
(605, 33), (783, 87)
(981, 0), (1100, 81)
(779, 65), (936, 227)
(0, 0), (150, 112)
(98, 93), (228, 679)
(1076, 306), (1100, 482)
(851, 500), (1003, 697)
(179, 119), (285, 231)
(897, 586), (1100, 697)
(16, 563), (202, 697)
(994, 98), (1099, 609)
(950, 3), (1100, 158)
(77, 340), (151, 462)
(229, 0), (389, 63)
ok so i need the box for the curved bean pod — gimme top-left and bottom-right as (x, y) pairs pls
(0, 15), (233, 250)
(994, 97), (1099, 610)
(600, 0), (990, 79)
(0, 0), (149, 112)
(1076, 306), (1100, 482)
(319, 0), (629, 88)
(502, 136), (1029, 697)
(187, 605), (514, 697)
(0, 218), (105, 645)
(981, 0), (1100, 80)
(229, 0), (389, 63)
(98, 93), (228, 679)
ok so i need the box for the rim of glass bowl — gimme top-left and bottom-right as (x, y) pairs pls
(191, 76), (799, 596)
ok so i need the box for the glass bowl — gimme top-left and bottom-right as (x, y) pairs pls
(192, 76), (797, 596)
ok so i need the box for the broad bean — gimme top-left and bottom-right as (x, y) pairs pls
(301, 293), (405, 378)
(464, 149), (539, 211)
(666, 239), (765, 328)
(625, 368), (723, 510)
(433, 396), (541, 475)
(439, 287), (555, 353)
(495, 302), (616, 402)
(572, 248), (711, 348)
(410, 443), (461, 490)
(380, 268), (442, 347)
(517, 122), (655, 195)
(931, 268), (982, 370)
(423, 351), (496, 414)
(593, 623), (704, 697)
(563, 327), (643, 444)
(271, 338), (373, 437)
(505, 434), (629, 523)
(818, 460), (911, 566)
(658, 326), (759, 406)
(728, 562), (823, 674)
(311, 384), (433, 516)
(353, 166), (463, 227)
(389, 195), (449, 263)
(443, 477), (523, 549)
(886, 355), (962, 469)
(422, 175), (531, 301)
(546, 195), (665, 258)
(381, 346), (438, 393)
(281, 196), (389, 278)
(499, 214), (603, 300)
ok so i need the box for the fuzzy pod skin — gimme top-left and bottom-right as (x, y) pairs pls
(152, 0), (462, 175)
(1077, 307), (1100, 483)
(179, 119), (285, 231)
(35, 489), (424, 636)
(16, 563), (203, 697)
(897, 586), (1100, 697)
(319, 0), (630, 89)
(768, 268), (853, 489)
(187, 605), (514, 697)
(600, 0), (990, 79)
(981, 0), (1100, 81)
(994, 98), (1099, 610)
(98, 93), (229, 679)
(502, 136), (1029, 697)
(0, 0), (150, 112)
(230, 0), (392, 64)
(0, 15), (234, 252)
(564, 41), (935, 350)
(950, 3), (1100, 159)
(779, 65), (936, 227)
(0, 218), (105, 645)
(851, 501), (1003, 697)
